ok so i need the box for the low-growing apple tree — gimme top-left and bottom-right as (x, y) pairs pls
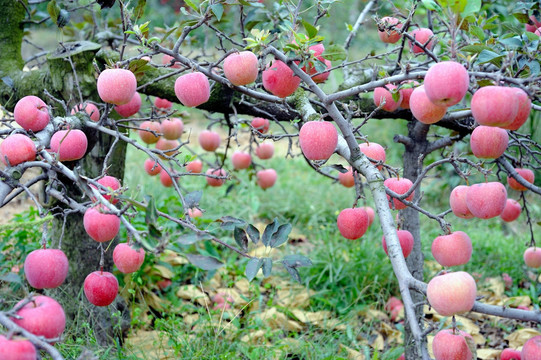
(0, 0), (541, 359)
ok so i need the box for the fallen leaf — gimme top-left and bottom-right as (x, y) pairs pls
(240, 329), (267, 344)
(125, 330), (176, 359)
(339, 344), (366, 360)
(507, 328), (541, 348)
(176, 284), (208, 306)
(258, 307), (303, 332)
(477, 349), (501, 359)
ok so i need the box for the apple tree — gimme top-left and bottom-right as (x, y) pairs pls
(0, 0), (541, 359)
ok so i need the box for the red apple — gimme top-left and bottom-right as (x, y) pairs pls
(188, 208), (203, 218)
(255, 142), (274, 160)
(466, 182), (507, 219)
(24, 249), (68, 289)
(470, 126), (508, 159)
(84, 271), (119, 307)
(14, 95), (50, 132)
(12, 295), (66, 339)
(155, 138), (180, 158)
(500, 348), (521, 360)
(144, 158), (162, 176)
(159, 169), (174, 187)
(373, 84), (403, 112)
(252, 117), (270, 134)
(186, 159), (203, 173)
(432, 329), (473, 360)
(449, 185), (474, 219)
(384, 177), (415, 210)
(338, 167), (355, 188)
(524, 247), (541, 268)
(299, 121), (338, 160)
(377, 16), (403, 44)
(399, 80), (419, 109)
(223, 51), (259, 86)
(256, 169), (277, 189)
(500, 199), (521, 222)
(526, 15), (541, 33)
(49, 129), (88, 161)
(359, 142), (386, 170)
(206, 168), (227, 187)
(409, 85), (447, 124)
(409, 28), (435, 54)
(522, 336), (541, 360)
(97, 69), (137, 105)
(336, 207), (369, 240)
(426, 271), (477, 316)
(71, 102), (100, 122)
(154, 97), (173, 110)
(262, 59), (301, 98)
(360, 206), (375, 226)
(502, 88), (531, 131)
(0, 335), (37, 360)
(162, 54), (182, 68)
(114, 92), (141, 117)
(138, 121), (161, 144)
(431, 231), (472, 267)
(508, 168), (534, 191)
(83, 205), (120, 242)
(385, 296), (403, 312)
(231, 151), (252, 170)
(424, 61), (469, 106)
(95, 175), (121, 204)
(199, 130), (221, 152)
(161, 118), (184, 140)
(382, 229), (414, 258)
(0, 134), (36, 166)
(301, 44), (331, 83)
(113, 243), (145, 273)
(174, 72), (210, 107)
(471, 86), (519, 127)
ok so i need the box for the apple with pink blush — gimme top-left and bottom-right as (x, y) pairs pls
(500, 348), (521, 360)
(423, 61), (469, 106)
(337, 207), (369, 240)
(500, 199), (521, 222)
(382, 229), (414, 258)
(160, 169), (174, 187)
(160, 118), (184, 140)
(231, 151), (252, 170)
(223, 51), (259, 86)
(384, 177), (414, 210)
(432, 329), (473, 360)
(256, 142), (274, 160)
(466, 182), (507, 219)
(373, 84), (402, 112)
(262, 59), (301, 98)
(113, 243), (145, 273)
(154, 97), (173, 110)
(524, 247), (541, 268)
(49, 129), (88, 161)
(174, 72), (210, 107)
(471, 86), (519, 127)
(83, 205), (120, 242)
(431, 231), (472, 267)
(251, 117), (270, 133)
(427, 271), (476, 316)
(138, 121), (161, 144)
(299, 121), (338, 161)
(186, 159), (203, 173)
(14, 95), (50, 132)
(359, 142), (386, 170)
(71, 102), (100, 122)
(522, 335), (541, 360)
(0, 335), (37, 360)
(155, 138), (180, 159)
(257, 169), (277, 189)
(24, 248), (69, 289)
(0, 134), (36, 166)
(199, 130), (221, 152)
(97, 69), (137, 105)
(114, 92), (141, 117)
(409, 28), (435, 54)
(508, 168), (534, 191)
(11, 295), (66, 339)
(84, 271), (119, 307)
(377, 17), (403, 44)
(338, 167), (355, 188)
(398, 80), (419, 109)
(409, 85), (447, 124)
(144, 158), (162, 176)
(470, 126), (508, 159)
(449, 185), (474, 219)
(206, 168), (227, 187)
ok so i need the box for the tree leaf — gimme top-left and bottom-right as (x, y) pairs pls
(144, 195), (158, 225)
(262, 257), (273, 277)
(217, 216), (246, 230)
(245, 258), (262, 281)
(246, 224), (260, 244)
(148, 223), (162, 239)
(302, 20), (318, 39)
(47, 0), (61, 24)
(282, 262), (301, 283)
(185, 190), (202, 209)
(460, 44), (492, 54)
(461, 0), (481, 17)
(56, 9), (70, 28)
(477, 50), (505, 65)
(269, 223), (292, 248)
(177, 232), (210, 245)
(133, 0), (147, 21)
(184, 0), (199, 12)
(234, 227), (249, 251)
(0, 273), (22, 284)
(282, 254), (313, 268)
(185, 254), (223, 270)
(210, 4), (224, 21)
(261, 218), (279, 246)
(321, 44), (346, 62)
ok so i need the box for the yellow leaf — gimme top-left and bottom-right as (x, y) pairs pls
(214, 287), (249, 306)
(151, 265), (174, 279)
(507, 328), (541, 348)
(505, 296), (531, 308)
(240, 329), (267, 344)
(276, 288), (311, 308)
(144, 291), (168, 310)
(477, 349), (501, 359)
(176, 284), (208, 306)
(339, 344), (366, 360)
(484, 277), (505, 297)
(259, 308), (304, 332)
(125, 330), (176, 359)
(371, 331), (385, 351)
(235, 278), (251, 294)
(359, 308), (389, 321)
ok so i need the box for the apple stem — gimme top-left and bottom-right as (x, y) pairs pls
(451, 315), (457, 333)
(99, 243), (105, 272)
(40, 222), (48, 249)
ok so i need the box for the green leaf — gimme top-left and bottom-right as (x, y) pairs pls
(439, 0), (466, 13)
(513, 12), (530, 23)
(210, 4), (224, 21)
(269, 223), (292, 248)
(302, 20), (318, 39)
(185, 190), (202, 209)
(134, 0), (147, 21)
(460, 44), (492, 54)
(144, 195), (158, 225)
(245, 258), (262, 281)
(0, 273), (22, 284)
(421, 0), (441, 11)
(246, 224), (260, 244)
(321, 44), (346, 62)
(461, 0), (481, 17)
(218, 216), (246, 230)
(261, 218), (279, 246)
(282, 254), (312, 268)
(499, 36), (523, 48)
(262, 258), (273, 277)
(184, 0), (199, 12)
(469, 26), (485, 41)
(234, 227), (249, 251)
(47, 0), (61, 24)
(186, 254), (223, 270)
(282, 263), (301, 283)
(148, 223), (162, 239)
(477, 49), (505, 65)
(56, 9), (70, 28)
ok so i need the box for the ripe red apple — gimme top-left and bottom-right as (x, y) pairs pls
(338, 167), (355, 188)
(409, 28), (435, 54)
(83, 205), (120, 242)
(262, 59), (301, 98)
(206, 168), (227, 187)
(199, 130), (221, 152)
(301, 44), (331, 83)
(299, 121), (338, 160)
(0, 134), (36, 166)
(174, 72), (210, 107)
(373, 84), (403, 112)
(97, 69), (137, 105)
(449, 185), (474, 219)
(470, 126), (508, 159)
(256, 142), (275, 160)
(49, 129), (88, 161)
(360, 206), (375, 226)
(231, 151), (252, 170)
(522, 335), (541, 360)
(431, 231), (472, 267)
(113, 243), (145, 273)
(398, 80), (419, 109)
(534, 27), (541, 36)
(84, 271), (119, 307)
(186, 159), (203, 173)
(162, 54), (182, 68)
(154, 97), (173, 110)
(359, 142), (386, 170)
(188, 208), (203, 218)
(432, 329), (473, 360)
(466, 182), (507, 219)
(382, 229), (414, 258)
(159, 169), (174, 187)
(526, 15), (541, 33)
(24, 249), (68, 289)
(502, 88), (532, 131)
(71, 102), (100, 122)
(524, 247), (541, 268)
(138, 121), (161, 144)
(257, 168), (277, 189)
(377, 16), (403, 44)
(213, 292), (234, 310)
(144, 158), (162, 176)
(409, 85), (447, 124)
(500, 348), (521, 360)
(426, 271), (477, 316)
(0, 335), (37, 360)
(92, 175), (121, 204)
(14, 95), (50, 132)
(384, 177), (414, 210)
(385, 296), (403, 312)
(336, 207), (369, 240)
(161, 118), (184, 140)
(500, 199), (521, 222)
(223, 51), (259, 86)
(12, 295), (66, 339)
(508, 168), (534, 191)
(252, 117), (270, 134)
(424, 61), (470, 106)
(114, 92), (141, 118)
(471, 86), (519, 127)
(155, 138), (180, 158)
